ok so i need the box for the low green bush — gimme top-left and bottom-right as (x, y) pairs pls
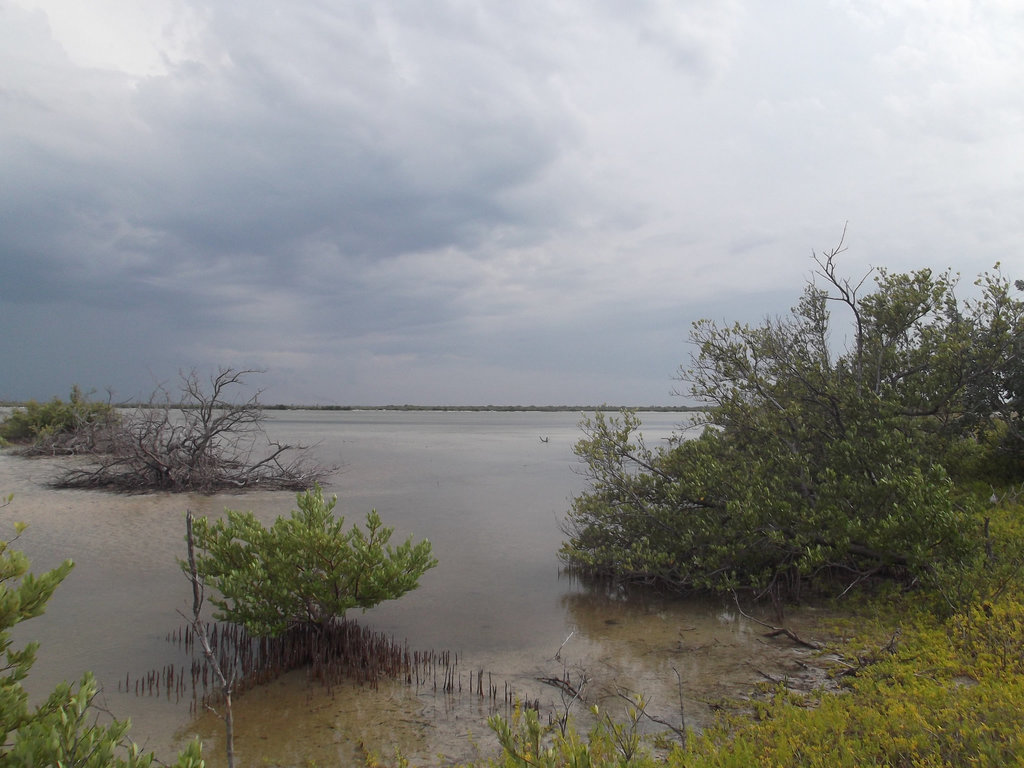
(681, 595), (1024, 767)
(188, 485), (438, 636)
(0, 386), (116, 450)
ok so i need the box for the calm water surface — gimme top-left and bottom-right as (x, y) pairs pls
(0, 410), (822, 766)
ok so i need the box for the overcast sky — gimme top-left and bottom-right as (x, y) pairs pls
(2, 1), (1022, 406)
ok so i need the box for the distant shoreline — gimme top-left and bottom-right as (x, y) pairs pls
(0, 401), (700, 413)
(262, 403), (701, 413)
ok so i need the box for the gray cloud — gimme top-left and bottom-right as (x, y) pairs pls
(2, 1), (1023, 405)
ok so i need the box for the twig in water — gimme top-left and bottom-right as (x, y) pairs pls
(554, 627), (575, 661)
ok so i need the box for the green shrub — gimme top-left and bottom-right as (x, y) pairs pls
(0, 386), (116, 451)
(488, 701), (658, 768)
(562, 258), (1024, 601)
(188, 485), (438, 636)
(680, 594), (1024, 767)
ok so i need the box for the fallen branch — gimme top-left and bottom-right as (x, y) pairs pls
(733, 592), (821, 650)
(538, 675), (584, 699)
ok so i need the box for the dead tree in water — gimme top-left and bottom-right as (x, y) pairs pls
(55, 368), (333, 493)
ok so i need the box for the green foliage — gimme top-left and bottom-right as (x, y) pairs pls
(562, 253), (1024, 600)
(0, 518), (204, 767)
(188, 485), (438, 636)
(488, 701), (655, 768)
(678, 594), (1024, 767)
(951, 597), (1024, 675)
(0, 387), (115, 448)
(0, 524), (75, 746)
(5, 672), (152, 768)
(917, 488), (1024, 617)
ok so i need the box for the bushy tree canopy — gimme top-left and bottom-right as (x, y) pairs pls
(188, 486), (438, 636)
(561, 246), (1024, 601)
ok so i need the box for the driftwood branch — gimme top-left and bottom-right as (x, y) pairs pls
(733, 592), (821, 650)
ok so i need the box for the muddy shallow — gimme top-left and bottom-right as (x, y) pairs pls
(1, 410), (827, 766)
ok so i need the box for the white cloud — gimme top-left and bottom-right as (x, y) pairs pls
(11, 0), (206, 75)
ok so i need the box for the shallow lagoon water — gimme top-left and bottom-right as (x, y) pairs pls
(1, 410), (823, 766)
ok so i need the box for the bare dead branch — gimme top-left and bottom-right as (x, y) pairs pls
(733, 591), (822, 650)
(53, 368), (335, 493)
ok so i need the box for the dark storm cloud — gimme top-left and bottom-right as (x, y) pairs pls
(3, 1), (578, 301)
(2, 1), (1023, 405)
